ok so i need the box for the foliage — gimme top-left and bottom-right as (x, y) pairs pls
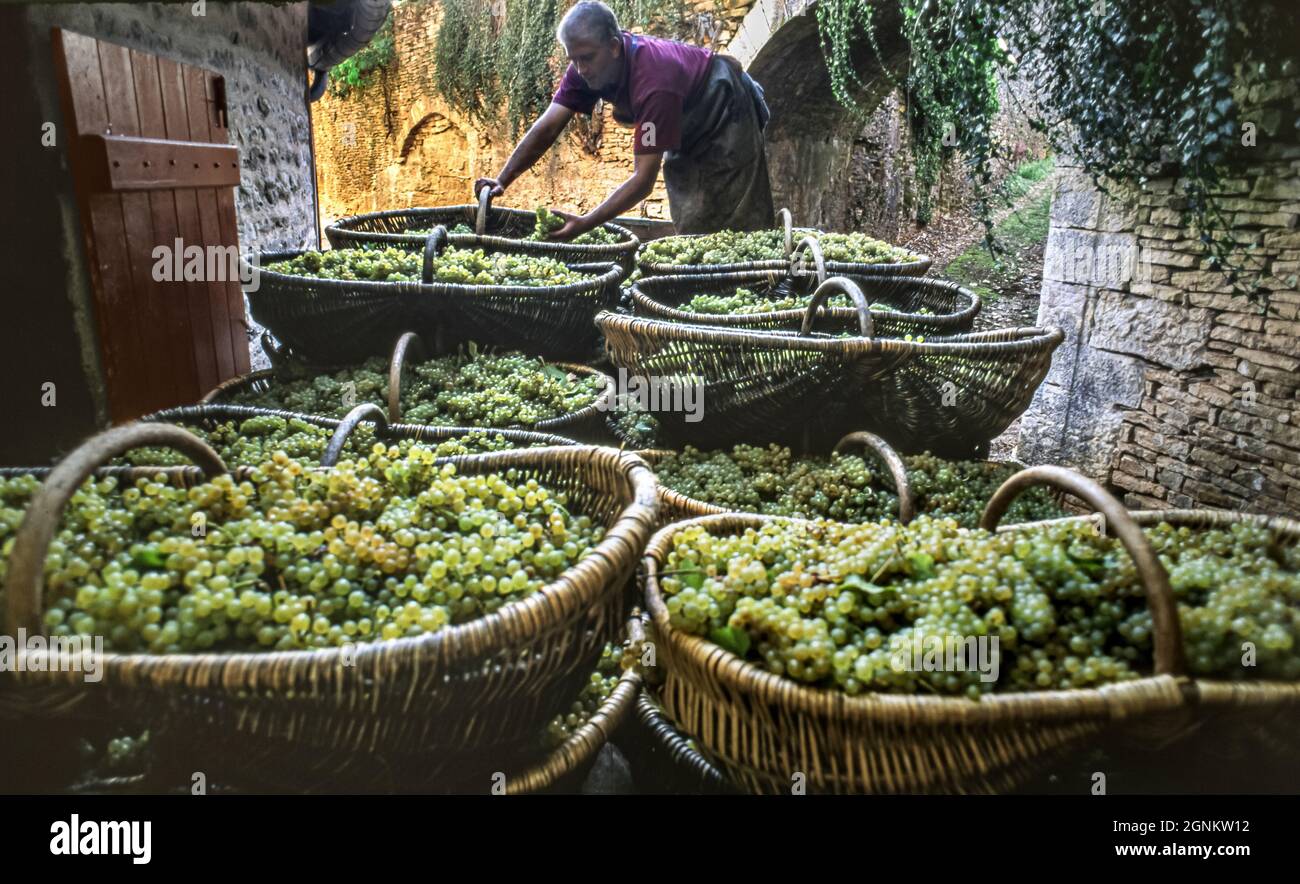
(330, 14), (396, 98)
(433, 0), (503, 127)
(817, 0), (1300, 287)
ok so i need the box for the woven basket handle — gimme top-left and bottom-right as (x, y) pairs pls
(421, 226), (449, 285)
(323, 404), (389, 467)
(789, 235), (827, 287)
(476, 185), (493, 236)
(4, 424), (229, 635)
(778, 208), (794, 259)
(979, 465), (1188, 677)
(800, 276), (874, 338)
(832, 431), (915, 524)
(387, 331), (425, 423)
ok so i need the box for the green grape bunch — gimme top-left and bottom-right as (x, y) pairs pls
(641, 228), (920, 267)
(407, 207), (621, 246)
(680, 285), (933, 318)
(0, 452), (605, 654)
(652, 445), (1064, 527)
(226, 352), (605, 427)
(122, 416), (529, 468)
(266, 245), (591, 287)
(659, 517), (1300, 700)
(542, 641), (624, 748)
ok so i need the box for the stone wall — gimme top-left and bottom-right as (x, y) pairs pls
(1018, 77), (1300, 517)
(0, 2), (313, 463)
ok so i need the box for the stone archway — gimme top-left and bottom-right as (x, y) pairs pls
(386, 106), (472, 208)
(727, 0), (914, 233)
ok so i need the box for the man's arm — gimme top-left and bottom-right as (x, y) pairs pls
(548, 152), (663, 239)
(474, 102), (576, 197)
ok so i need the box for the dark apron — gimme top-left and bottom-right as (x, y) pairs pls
(662, 55), (775, 235)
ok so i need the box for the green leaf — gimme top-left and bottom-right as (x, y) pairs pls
(841, 573), (893, 597)
(709, 626), (751, 658)
(679, 559), (705, 590)
(131, 547), (166, 570)
(907, 552), (936, 578)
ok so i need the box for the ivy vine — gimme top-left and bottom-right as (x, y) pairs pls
(818, 0), (1300, 287)
(329, 14), (397, 99)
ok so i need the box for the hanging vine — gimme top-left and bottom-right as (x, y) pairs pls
(817, 0), (1299, 287)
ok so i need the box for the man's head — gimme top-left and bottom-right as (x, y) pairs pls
(556, 1), (623, 91)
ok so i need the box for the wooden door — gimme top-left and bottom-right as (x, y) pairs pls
(52, 27), (249, 421)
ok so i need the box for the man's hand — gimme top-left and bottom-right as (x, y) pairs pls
(474, 177), (506, 199)
(546, 209), (596, 241)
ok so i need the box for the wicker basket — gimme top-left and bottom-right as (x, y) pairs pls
(324, 188), (640, 271)
(642, 466), (1212, 794)
(630, 686), (736, 794)
(637, 430), (917, 526)
(1, 424), (659, 792)
(245, 238), (624, 363)
(37, 615), (647, 795)
(631, 238), (976, 338)
(635, 210), (932, 278)
(505, 614), (648, 794)
(200, 333), (616, 443)
(597, 285), (1064, 456)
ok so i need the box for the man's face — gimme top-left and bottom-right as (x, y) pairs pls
(563, 35), (622, 92)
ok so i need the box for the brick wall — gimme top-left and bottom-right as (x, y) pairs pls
(1018, 76), (1300, 517)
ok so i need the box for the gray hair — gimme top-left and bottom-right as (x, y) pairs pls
(557, 1), (621, 46)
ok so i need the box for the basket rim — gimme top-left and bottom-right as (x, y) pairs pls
(324, 205), (639, 253)
(198, 361), (615, 435)
(17, 446), (659, 680)
(598, 311), (1065, 356)
(245, 250), (624, 297)
(634, 228), (932, 277)
(634, 685), (734, 792)
(630, 269), (981, 328)
(508, 618), (645, 793)
(142, 402), (581, 446)
(640, 508), (1300, 722)
(634, 449), (1043, 523)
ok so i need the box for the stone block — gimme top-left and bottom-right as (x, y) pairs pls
(1087, 290), (1210, 371)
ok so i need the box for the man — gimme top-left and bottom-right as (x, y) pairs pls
(473, 1), (775, 238)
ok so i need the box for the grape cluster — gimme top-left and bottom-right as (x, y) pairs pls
(267, 247), (421, 281)
(641, 228), (919, 267)
(226, 352), (605, 427)
(76, 730), (152, 780)
(0, 453), (603, 654)
(407, 207), (621, 246)
(652, 445), (1064, 527)
(266, 245), (589, 287)
(681, 285), (932, 318)
(122, 416), (528, 468)
(660, 517), (1299, 699)
(542, 641), (625, 748)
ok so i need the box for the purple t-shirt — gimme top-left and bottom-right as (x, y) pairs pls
(552, 31), (713, 155)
